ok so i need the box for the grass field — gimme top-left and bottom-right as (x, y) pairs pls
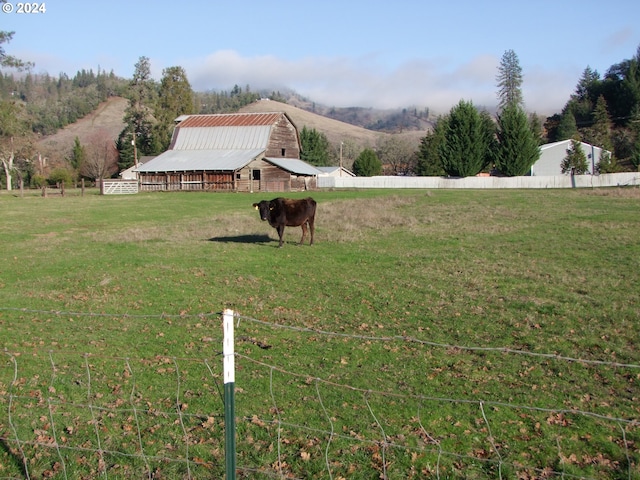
(0, 187), (639, 479)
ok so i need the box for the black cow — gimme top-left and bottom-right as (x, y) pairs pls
(253, 197), (316, 247)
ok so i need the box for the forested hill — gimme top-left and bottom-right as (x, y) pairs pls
(36, 96), (128, 160)
(4, 42), (640, 172)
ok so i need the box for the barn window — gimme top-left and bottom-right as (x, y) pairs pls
(281, 148), (286, 156)
(252, 170), (261, 181)
(236, 173), (241, 180)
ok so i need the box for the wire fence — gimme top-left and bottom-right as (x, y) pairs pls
(0, 307), (638, 479)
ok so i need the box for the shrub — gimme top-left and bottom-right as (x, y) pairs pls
(31, 174), (46, 188)
(48, 167), (74, 187)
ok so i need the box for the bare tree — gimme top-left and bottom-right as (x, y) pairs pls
(377, 136), (418, 175)
(0, 101), (33, 190)
(81, 129), (119, 180)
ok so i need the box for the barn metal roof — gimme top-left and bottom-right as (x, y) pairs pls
(265, 158), (323, 176)
(172, 126), (272, 150)
(136, 149), (265, 173)
(135, 112), (318, 176)
(176, 112), (285, 128)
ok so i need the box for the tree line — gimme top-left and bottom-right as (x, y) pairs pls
(301, 46), (640, 177)
(1, 26), (639, 189)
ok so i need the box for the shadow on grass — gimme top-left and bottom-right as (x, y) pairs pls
(207, 234), (274, 244)
(0, 438), (27, 478)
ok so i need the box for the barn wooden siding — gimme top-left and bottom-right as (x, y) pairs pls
(137, 112), (313, 192)
(264, 115), (301, 159)
(237, 159), (315, 192)
(140, 171), (235, 191)
(138, 163), (315, 192)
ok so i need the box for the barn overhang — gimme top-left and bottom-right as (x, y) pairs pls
(136, 148), (266, 173)
(264, 157), (322, 176)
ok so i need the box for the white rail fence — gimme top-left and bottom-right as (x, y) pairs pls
(0, 308), (638, 479)
(100, 180), (139, 195)
(318, 172), (640, 189)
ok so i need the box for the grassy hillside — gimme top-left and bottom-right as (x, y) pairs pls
(241, 99), (425, 151)
(36, 96), (128, 160)
(35, 96), (425, 166)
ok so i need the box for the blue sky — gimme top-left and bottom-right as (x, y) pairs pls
(3, 0), (639, 114)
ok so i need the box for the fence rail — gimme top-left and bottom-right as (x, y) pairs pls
(318, 172), (640, 189)
(100, 179), (139, 195)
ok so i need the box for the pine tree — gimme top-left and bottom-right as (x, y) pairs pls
(0, 31), (33, 70)
(557, 110), (578, 141)
(574, 66), (601, 102)
(439, 100), (495, 177)
(494, 104), (540, 176)
(300, 126), (330, 166)
(416, 119), (446, 176)
(630, 105), (640, 169)
(352, 148), (382, 176)
(561, 138), (589, 174)
(589, 95), (613, 150)
(155, 66), (195, 151)
(496, 49), (524, 111)
(69, 136), (86, 171)
(118, 56), (158, 169)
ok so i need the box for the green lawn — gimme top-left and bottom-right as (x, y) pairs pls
(0, 187), (639, 479)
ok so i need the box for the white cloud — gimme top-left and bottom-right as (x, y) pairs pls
(19, 47), (573, 116)
(184, 50), (574, 115)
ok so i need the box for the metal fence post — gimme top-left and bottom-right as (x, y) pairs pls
(223, 309), (236, 480)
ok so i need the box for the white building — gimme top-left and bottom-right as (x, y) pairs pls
(316, 166), (355, 177)
(531, 140), (609, 176)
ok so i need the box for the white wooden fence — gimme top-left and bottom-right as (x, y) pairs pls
(317, 172), (640, 189)
(99, 173), (639, 194)
(101, 179), (139, 195)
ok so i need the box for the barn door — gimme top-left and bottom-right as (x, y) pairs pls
(251, 169), (261, 192)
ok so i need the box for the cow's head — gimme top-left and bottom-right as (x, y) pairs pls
(253, 200), (272, 221)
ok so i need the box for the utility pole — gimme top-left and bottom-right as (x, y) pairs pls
(131, 131), (138, 169)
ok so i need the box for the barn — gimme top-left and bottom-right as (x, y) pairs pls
(136, 112), (321, 192)
(531, 140), (610, 176)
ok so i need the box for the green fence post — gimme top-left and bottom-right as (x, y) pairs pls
(223, 309), (236, 480)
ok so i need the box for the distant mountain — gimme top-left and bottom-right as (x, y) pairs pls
(240, 99), (426, 152)
(280, 92), (436, 133)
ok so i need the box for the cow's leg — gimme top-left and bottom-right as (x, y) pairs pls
(276, 225), (285, 247)
(299, 222), (308, 245)
(308, 215), (315, 245)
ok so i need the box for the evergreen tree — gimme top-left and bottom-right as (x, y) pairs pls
(496, 49), (524, 111)
(602, 45), (640, 128)
(416, 118), (446, 176)
(561, 138), (589, 174)
(630, 105), (640, 169)
(154, 66), (195, 151)
(589, 95), (613, 150)
(0, 31), (33, 71)
(529, 113), (544, 145)
(596, 151), (620, 173)
(69, 136), (86, 172)
(494, 104), (540, 176)
(118, 56), (158, 170)
(557, 109), (578, 141)
(439, 100), (495, 177)
(574, 66), (601, 102)
(352, 148), (382, 176)
(300, 126), (330, 166)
